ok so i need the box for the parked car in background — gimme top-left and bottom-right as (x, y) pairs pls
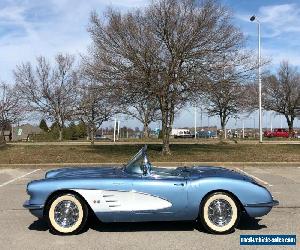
(94, 134), (112, 141)
(197, 130), (217, 138)
(292, 129), (300, 139)
(172, 129), (194, 138)
(263, 128), (291, 138)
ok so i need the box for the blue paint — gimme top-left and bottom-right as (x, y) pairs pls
(24, 146), (278, 224)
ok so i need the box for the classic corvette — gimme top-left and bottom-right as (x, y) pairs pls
(24, 146), (278, 235)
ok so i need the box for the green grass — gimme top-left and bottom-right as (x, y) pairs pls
(0, 143), (299, 164)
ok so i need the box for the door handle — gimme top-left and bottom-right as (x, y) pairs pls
(174, 183), (184, 186)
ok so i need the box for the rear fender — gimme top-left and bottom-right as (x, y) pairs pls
(187, 178), (273, 219)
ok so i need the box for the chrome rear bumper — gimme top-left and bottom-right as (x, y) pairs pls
(245, 200), (279, 208)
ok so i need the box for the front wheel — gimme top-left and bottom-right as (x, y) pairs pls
(46, 193), (88, 235)
(200, 192), (240, 234)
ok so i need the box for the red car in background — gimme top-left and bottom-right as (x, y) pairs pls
(264, 128), (291, 138)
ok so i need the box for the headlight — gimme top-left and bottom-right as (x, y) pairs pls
(26, 182), (33, 195)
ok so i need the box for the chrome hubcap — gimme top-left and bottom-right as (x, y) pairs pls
(54, 200), (79, 228)
(208, 199), (233, 227)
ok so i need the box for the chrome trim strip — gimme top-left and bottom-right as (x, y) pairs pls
(244, 200), (279, 207)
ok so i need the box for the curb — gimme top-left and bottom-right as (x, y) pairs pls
(0, 162), (299, 168)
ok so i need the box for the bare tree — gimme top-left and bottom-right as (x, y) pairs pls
(122, 101), (160, 138)
(84, 8), (161, 140)
(262, 61), (300, 133)
(77, 77), (116, 145)
(87, 0), (245, 154)
(201, 51), (257, 135)
(14, 54), (78, 141)
(0, 82), (23, 139)
(82, 53), (159, 139)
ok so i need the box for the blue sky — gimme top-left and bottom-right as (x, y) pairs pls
(0, 0), (299, 129)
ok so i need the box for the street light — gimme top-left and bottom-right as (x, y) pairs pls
(113, 118), (117, 142)
(194, 106), (197, 139)
(250, 15), (263, 143)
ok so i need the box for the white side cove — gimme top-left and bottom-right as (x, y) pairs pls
(73, 189), (172, 212)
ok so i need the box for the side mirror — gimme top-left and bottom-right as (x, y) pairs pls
(142, 153), (150, 175)
(142, 164), (148, 175)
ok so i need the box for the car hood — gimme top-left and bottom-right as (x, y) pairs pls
(45, 166), (120, 179)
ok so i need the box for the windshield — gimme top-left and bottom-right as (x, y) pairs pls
(123, 146), (187, 177)
(125, 147), (147, 174)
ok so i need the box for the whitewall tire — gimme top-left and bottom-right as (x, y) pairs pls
(46, 193), (88, 235)
(200, 192), (240, 234)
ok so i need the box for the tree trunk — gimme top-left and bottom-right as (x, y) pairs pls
(162, 133), (170, 154)
(90, 127), (95, 145)
(143, 123), (149, 138)
(285, 115), (294, 134)
(220, 113), (227, 139)
(58, 128), (63, 141)
(161, 117), (171, 155)
(160, 99), (174, 155)
(161, 107), (171, 155)
(0, 129), (4, 142)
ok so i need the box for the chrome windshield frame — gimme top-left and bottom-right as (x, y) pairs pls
(124, 145), (150, 174)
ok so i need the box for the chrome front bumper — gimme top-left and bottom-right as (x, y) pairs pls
(23, 200), (44, 210)
(23, 200), (44, 218)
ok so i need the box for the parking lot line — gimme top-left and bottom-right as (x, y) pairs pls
(0, 169), (40, 188)
(235, 168), (272, 187)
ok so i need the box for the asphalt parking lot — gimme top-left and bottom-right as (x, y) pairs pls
(0, 166), (299, 250)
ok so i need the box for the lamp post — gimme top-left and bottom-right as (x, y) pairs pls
(242, 119), (245, 139)
(113, 118), (116, 142)
(250, 15), (263, 143)
(270, 112), (273, 131)
(194, 106), (197, 139)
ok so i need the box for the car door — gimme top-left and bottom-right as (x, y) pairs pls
(130, 174), (188, 221)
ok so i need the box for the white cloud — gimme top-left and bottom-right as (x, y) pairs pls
(237, 3), (300, 38)
(0, 0), (148, 82)
(259, 4), (300, 34)
(259, 4), (300, 36)
(236, 3), (300, 68)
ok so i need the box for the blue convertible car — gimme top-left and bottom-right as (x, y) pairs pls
(24, 146), (278, 235)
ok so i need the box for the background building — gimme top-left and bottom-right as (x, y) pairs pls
(12, 124), (42, 141)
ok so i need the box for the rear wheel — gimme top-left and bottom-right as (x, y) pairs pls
(200, 192), (240, 234)
(46, 193), (88, 235)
